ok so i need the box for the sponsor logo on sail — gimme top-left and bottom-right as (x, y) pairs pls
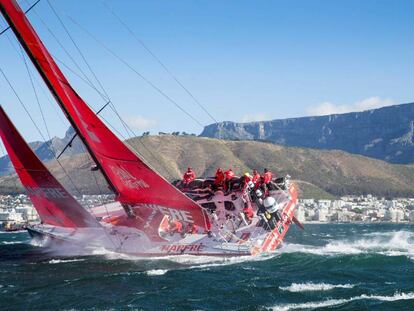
(109, 165), (150, 190)
(140, 204), (194, 226)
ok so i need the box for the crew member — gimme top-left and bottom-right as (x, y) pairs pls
(241, 172), (252, 191)
(243, 203), (254, 223)
(186, 223), (198, 234)
(168, 218), (183, 235)
(262, 168), (273, 184)
(182, 167), (196, 186)
(261, 168), (273, 196)
(224, 168), (235, 191)
(252, 169), (261, 187)
(214, 167), (225, 189)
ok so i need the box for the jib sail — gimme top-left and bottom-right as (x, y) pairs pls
(0, 105), (100, 228)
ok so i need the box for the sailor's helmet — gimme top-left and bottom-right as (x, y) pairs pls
(263, 197), (278, 213)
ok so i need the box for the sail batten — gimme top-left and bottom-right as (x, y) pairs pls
(0, 0), (209, 228)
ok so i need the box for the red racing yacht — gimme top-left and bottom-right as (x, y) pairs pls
(0, 0), (300, 256)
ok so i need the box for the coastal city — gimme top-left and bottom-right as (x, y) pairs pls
(1, 193), (414, 231)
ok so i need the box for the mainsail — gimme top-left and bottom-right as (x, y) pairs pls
(0, 105), (100, 228)
(0, 0), (209, 228)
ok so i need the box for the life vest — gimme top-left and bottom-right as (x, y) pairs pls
(183, 170), (196, 184)
(224, 169), (235, 180)
(262, 171), (273, 184)
(243, 206), (254, 219)
(169, 220), (183, 233)
(252, 172), (261, 184)
(214, 169), (225, 186)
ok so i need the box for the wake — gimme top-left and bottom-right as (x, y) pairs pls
(280, 230), (414, 260)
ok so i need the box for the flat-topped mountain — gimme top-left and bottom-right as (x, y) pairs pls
(200, 103), (414, 164)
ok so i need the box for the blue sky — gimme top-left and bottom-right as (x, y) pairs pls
(1, 0), (414, 144)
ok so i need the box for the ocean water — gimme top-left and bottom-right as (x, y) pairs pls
(0, 223), (413, 311)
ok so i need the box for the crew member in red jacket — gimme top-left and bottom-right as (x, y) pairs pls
(252, 169), (261, 188)
(214, 167), (225, 189)
(168, 219), (183, 235)
(261, 168), (273, 196)
(243, 205), (254, 223)
(262, 168), (273, 184)
(182, 167), (196, 185)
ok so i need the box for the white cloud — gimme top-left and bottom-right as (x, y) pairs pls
(241, 113), (269, 123)
(125, 115), (157, 130)
(307, 96), (394, 116)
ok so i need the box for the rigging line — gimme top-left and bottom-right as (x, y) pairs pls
(67, 15), (205, 128)
(0, 67), (48, 143)
(102, 1), (218, 124)
(57, 101), (111, 159)
(0, 25), (68, 129)
(45, 0), (110, 101)
(0, 57), (85, 198)
(0, 0), (41, 36)
(54, 56), (109, 103)
(0, 68), (85, 198)
(33, 71), (67, 126)
(18, 44), (53, 149)
(77, 142), (122, 248)
(3, 28), (64, 163)
(24, 0), (109, 103)
(107, 103), (177, 179)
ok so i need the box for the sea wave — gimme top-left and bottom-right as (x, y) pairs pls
(279, 282), (355, 292)
(145, 269), (168, 276)
(1, 241), (23, 245)
(271, 291), (414, 310)
(48, 259), (85, 264)
(280, 230), (414, 260)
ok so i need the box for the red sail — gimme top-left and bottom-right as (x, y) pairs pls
(0, 0), (209, 228)
(0, 106), (100, 228)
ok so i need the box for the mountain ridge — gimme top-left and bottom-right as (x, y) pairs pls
(200, 103), (414, 164)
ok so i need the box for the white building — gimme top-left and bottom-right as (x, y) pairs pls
(315, 208), (329, 222)
(295, 205), (306, 223)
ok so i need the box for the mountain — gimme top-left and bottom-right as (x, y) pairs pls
(1, 135), (414, 199)
(0, 127), (85, 176)
(200, 103), (414, 164)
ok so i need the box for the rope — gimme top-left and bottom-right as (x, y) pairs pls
(102, 1), (218, 124)
(0, 0), (41, 36)
(67, 15), (205, 128)
(45, 0), (110, 102)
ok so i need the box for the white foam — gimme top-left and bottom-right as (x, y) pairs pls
(48, 259), (85, 264)
(280, 230), (414, 260)
(88, 247), (278, 271)
(1, 241), (23, 245)
(146, 269), (168, 276)
(279, 282), (355, 292)
(271, 291), (414, 310)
